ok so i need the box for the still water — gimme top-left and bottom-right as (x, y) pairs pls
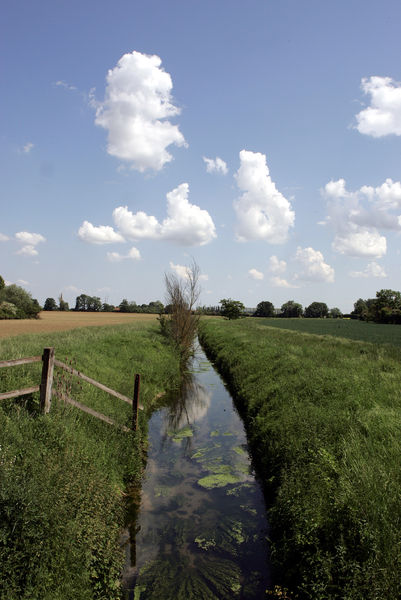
(122, 344), (270, 599)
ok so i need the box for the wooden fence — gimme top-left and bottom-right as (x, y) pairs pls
(0, 347), (142, 432)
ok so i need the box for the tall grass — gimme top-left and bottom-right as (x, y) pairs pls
(198, 318), (401, 599)
(0, 322), (181, 600)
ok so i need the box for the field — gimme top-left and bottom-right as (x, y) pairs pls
(253, 316), (401, 346)
(0, 310), (158, 339)
(0, 321), (180, 600)
(198, 317), (401, 600)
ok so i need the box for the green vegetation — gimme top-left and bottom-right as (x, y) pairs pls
(253, 316), (401, 346)
(219, 298), (245, 320)
(0, 282), (41, 319)
(199, 317), (401, 599)
(0, 321), (181, 600)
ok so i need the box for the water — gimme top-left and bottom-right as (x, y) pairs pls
(121, 344), (270, 599)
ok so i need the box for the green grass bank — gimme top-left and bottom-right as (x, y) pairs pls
(198, 318), (401, 599)
(0, 322), (181, 600)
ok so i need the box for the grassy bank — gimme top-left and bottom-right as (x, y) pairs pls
(0, 322), (181, 600)
(198, 318), (401, 599)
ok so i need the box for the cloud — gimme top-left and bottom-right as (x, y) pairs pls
(349, 261), (387, 279)
(269, 255), (287, 274)
(94, 50), (186, 172)
(107, 246), (141, 262)
(78, 221), (125, 244)
(356, 76), (401, 137)
(0, 234), (9, 242)
(16, 245), (38, 256)
(234, 150), (295, 243)
(55, 80), (77, 91)
(248, 268), (264, 280)
(15, 232), (45, 246)
(203, 156), (228, 175)
(22, 142), (34, 154)
(270, 276), (297, 288)
(113, 183), (216, 246)
(15, 231), (45, 257)
(294, 246), (334, 283)
(169, 262), (191, 279)
(333, 229), (386, 258)
(322, 178), (398, 258)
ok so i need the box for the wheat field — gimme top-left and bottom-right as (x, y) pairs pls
(0, 311), (158, 338)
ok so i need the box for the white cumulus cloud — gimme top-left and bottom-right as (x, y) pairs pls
(270, 276), (297, 288)
(322, 178), (398, 258)
(269, 255), (287, 274)
(248, 268), (264, 280)
(294, 246), (334, 283)
(107, 247), (141, 262)
(349, 261), (387, 279)
(0, 234), (9, 242)
(203, 156), (228, 175)
(234, 150), (295, 244)
(15, 231), (45, 257)
(78, 221), (125, 245)
(94, 50), (186, 172)
(113, 183), (216, 246)
(22, 142), (34, 154)
(356, 76), (401, 137)
(15, 232), (45, 246)
(16, 245), (38, 257)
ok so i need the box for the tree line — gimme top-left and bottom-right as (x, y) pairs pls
(43, 294), (165, 314)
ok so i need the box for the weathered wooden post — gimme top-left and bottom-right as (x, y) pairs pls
(132, 374), (140, 432)
(39, 347), (55, 414)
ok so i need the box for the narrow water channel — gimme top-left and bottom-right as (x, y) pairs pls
(121, 343), (270, 599)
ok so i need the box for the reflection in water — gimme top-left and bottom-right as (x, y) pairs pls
(122, 347), (270, 599)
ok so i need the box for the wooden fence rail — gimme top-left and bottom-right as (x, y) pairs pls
(0, 347), (141, 432)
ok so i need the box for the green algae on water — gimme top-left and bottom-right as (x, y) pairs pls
(168, 425), (193, 442)
(197, 472), (241, 489)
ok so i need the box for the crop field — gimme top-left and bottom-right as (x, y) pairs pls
(199, 317), (401, 599)
(0, 311), (158, 339)
(253, 316), (401, 346)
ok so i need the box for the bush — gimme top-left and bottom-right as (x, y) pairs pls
(0, 284), (41, 319)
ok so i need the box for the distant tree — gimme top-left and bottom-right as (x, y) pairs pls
(119, 299), (130, 313)
(254, 301), (275, 317)
(0, 284), (41, 319)
(329, 307), (342, 319)
(75, 294), (90, 311)
(43, 297), (57, 311)
(87, 296), (101, 312)
(220, 298), (245, 320)
(0, 276), (5, 291)
(58, 294), (69, 311)
(102, 302), (115, 312)
(281, 300), (303, 318)
(352, 298), (368, 320)
(304, 302), (329, 318)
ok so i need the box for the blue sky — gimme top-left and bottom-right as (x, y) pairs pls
(2, 0), (401, 312)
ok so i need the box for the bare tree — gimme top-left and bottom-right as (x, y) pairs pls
(161, 260), (201, 361)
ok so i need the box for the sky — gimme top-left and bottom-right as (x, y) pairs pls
(2, 0), (401, 312)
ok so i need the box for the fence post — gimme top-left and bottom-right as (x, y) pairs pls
(132, 374), (140, 432)
(40, 347), (55, 414)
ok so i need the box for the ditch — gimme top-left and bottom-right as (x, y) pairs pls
(121, 342), (270, 599)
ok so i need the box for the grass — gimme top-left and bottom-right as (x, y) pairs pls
(253, 316), (401, 346)
(198, 317), (401, 599)
(0, 321), (181, 600)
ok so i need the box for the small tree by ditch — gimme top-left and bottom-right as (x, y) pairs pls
(160, 260), (201, 362)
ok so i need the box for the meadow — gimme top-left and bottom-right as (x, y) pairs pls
(254, 316), (401, 346)
(0, 321), (181, 600)
(198, 317), (401, 599)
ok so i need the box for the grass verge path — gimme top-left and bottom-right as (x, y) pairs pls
(0, 322), (180, 600)
(199, 318), (401, 600)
